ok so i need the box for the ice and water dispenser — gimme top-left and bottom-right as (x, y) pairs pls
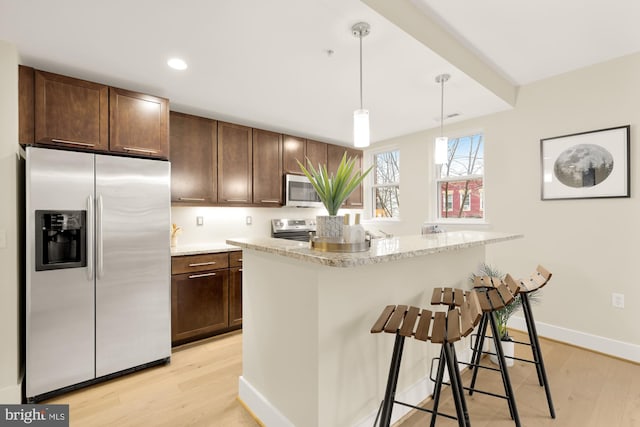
(35, 210), (87, 271)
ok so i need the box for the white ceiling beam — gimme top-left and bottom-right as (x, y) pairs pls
(362, 0), (518, 106)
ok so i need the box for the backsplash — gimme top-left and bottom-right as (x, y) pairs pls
(170, 206), (328, 245)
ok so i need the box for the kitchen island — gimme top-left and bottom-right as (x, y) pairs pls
(227, 231), (522, 427)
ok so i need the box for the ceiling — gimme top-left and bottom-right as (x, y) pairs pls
(1, 0), (638, 146)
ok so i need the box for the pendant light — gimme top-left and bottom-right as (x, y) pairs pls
(352, 22), (370, 148)
(434, 73), (450, 164)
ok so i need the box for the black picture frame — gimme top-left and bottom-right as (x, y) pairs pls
(540, 125), (630, 200)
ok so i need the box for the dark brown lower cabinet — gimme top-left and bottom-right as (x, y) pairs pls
(229, 267), (243, 327)
(171, 250), (243, 346)
(171, 269), (229, 344)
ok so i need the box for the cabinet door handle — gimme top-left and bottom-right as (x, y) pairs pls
(350, 202), (363, 206)
(260, 199), (280, 203)
(239, 268), (243, 272)
(52, 138), (95, 147)
(178, 197), (205, 202)
(188, 261), (216, 267)
(123, 147), (158, 154)
(188, 272), (217, 279)
(225, 199), (248, 202)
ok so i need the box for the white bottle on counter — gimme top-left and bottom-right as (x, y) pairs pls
(351, 213), (366, 243)
(342, 214), (352, 243)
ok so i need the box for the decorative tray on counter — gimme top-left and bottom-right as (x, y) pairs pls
(310, 237), (371, 253)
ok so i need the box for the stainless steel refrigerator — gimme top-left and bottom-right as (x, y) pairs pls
(25, 146), (171, 401)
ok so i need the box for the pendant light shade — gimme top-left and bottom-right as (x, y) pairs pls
(435, 74), (450, 165)
(352, 22), (370, 148)
(435, 136), (448, 164)
(353, 109), (369, 148)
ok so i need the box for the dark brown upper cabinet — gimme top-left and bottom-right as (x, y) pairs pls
(252, 129), (283, 205)
(283, 134), (306, 174)
(34, 69), (109, 151)
(327, 145), (364, 208)
(109, 87), (169, 159)
(19, 65), (35, 145)
(305, 139), (328, 170)
(218, 122), (253, 204)
(169, 112), (217, 204)
(283, 135), (328, 174)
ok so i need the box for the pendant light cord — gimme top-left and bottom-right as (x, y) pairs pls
(359, 33), (363, 110)
(440, 77), (444, 137)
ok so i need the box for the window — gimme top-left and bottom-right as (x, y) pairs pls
(437, 133), (484, 220)
(460, 191), (471, 211)
(372, 150), (399, 218)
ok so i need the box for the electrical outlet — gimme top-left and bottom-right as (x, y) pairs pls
(196, 216), (204, 226)
(612, 293), (624, 309)
(246, 216), (252, 225)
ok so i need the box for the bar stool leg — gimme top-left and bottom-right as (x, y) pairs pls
(443, 342), (469, 427)
(521, 294), (556, 418)
(378, 333), (406, 427)
(468, 313), (489, 396)
(488, 312), (521, 427)
(452, 345), (471, 426)
(429, 346), (447, 427)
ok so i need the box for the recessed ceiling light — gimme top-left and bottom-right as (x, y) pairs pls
(167, 58), (187, 70)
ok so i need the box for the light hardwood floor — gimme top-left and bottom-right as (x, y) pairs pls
(46, 330), (259, 427)
(398, 330), (640, 427)
(45, 330), (639, 426)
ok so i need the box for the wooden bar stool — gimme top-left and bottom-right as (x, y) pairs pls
(463, 277), (522, 427)
(371, 289), (482, 427)
(468, 267), (555, 419)
(510, 266), (555, 418)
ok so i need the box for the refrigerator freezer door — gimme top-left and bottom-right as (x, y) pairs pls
(25, 147), (96, 398)
(95, 155), (171, 377)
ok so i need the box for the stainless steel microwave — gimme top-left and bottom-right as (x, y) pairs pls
(285, 174), (323, 208)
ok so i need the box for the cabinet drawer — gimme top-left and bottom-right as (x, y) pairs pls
(172, 253), (229, 275)
(229, 251), (243, 268)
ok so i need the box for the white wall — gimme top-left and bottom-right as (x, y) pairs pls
(367, 53), (640, 360)
(0, 40), (21, 403)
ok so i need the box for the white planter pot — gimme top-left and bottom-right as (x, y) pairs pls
(489, 338), (515, 367)
(315, 215), (344, 240)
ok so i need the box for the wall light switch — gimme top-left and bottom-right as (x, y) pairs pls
(196, 216), (204, 226)
(612, 293), (625, 309)
(246, 216), (252, 225)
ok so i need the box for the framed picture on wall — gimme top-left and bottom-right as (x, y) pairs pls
(540, 125), (630, 200)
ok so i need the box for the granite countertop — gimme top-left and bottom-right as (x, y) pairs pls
(226, 230), (523, 268)
(170, 242), (241, 256)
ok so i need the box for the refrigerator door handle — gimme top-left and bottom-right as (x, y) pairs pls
(87, 195), (94, 281)
(97, 194), (104, 279)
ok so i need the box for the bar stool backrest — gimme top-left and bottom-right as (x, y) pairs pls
(371, 289), (483, 345)
(518, 264), (552, 293)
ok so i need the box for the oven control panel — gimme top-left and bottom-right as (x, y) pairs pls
(271, 218), (316, 233)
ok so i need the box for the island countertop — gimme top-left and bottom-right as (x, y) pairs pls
(226, 230), (522, 268)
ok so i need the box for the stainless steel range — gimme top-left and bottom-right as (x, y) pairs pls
(271, 218), (316, 242)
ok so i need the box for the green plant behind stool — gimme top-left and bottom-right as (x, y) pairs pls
(471, 263), (541, 340)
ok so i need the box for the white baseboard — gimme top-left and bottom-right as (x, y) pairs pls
(0, 382), (21, 404)
(238, 376), (295, 427)
(508, 316), (640, 363)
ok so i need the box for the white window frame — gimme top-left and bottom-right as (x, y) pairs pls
(434, 131), (486, 224)
(369, 148), (400, 221)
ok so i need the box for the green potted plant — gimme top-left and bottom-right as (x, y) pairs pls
(297, 152), (372, 239)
